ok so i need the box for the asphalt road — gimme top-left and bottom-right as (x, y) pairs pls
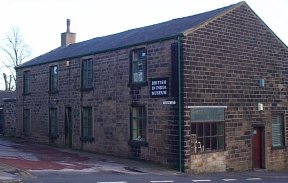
(0, 137), (287, 183)
(23, 171), (288, 183)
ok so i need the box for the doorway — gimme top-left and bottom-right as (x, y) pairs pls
(65, 107), (72, 148)
(252, 127), (264, 169)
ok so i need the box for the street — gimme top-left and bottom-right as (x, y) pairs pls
(0, 137), (287, 183)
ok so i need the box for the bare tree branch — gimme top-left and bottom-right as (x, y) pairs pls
(0, 26), (31, 90)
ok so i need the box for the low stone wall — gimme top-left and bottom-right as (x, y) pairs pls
(190, 151), (227, 173)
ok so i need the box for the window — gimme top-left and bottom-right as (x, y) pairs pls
(23, 109), (31, 135)
(191, 122), (224, 153)
(23, 71), (30, 94)
(81, 59), (93, 89)
(131, 106), (146, 141)
(49, 108), (58, 135)
(49, 65), (58, 92)
(81, 107), (93, 138)
(190, 107), (225, 153)
(131, 48), (147, 84)
(272, 114), (285, 147)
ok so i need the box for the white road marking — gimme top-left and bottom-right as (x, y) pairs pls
(150, 181), (174, 183)
(222, 179), (237, 181)
(246, 178), (262, 181)
(97, 182), (127, 183)
(192, 180), (211, 182)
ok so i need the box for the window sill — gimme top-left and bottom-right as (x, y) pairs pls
(271, 146), (286, 150)
(128, 140), (148, 147)
(80, 87), (94, 92)
(48, 90), (59, 94)
(80, 136), (94, 142)
(48, 134), (59, 139)
(22, 92), (31, 96)
(190, 149), (225, 154)
(128, 82), (148, 88)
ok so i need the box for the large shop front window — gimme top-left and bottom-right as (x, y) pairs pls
(191, 122), (224, 153)
(190, 107), (225, 153)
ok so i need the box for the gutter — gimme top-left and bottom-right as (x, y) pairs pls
(16, 34), (182, 70)
(177, 35), (183, 172)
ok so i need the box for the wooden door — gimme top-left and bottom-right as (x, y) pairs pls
(252, 127), (264, 169)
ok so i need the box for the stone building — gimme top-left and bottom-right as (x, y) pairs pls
(15, 2), (288, 173)
(0, 91), (16, 135)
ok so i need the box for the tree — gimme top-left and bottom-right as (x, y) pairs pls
(0, 27), (31, 90)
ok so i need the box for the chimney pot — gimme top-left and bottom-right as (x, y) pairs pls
(61, 19), (76, 47)
(67, 19), (71, 32)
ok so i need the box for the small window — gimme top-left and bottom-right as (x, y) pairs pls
(23, 71), (30, 94)
(191, 122), (224, 153)
(49, 65), (58, 92)
(23, 109), (31, 135)
(130, 48), (147, 84)
(272, 114), (285, 147)
(81, 107), (93, 138)
(81, 59), (93, 89)
(131, 106), (146, 141)
(49, 108), (58, 135)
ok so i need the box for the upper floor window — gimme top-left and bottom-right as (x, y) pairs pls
(130, 48), (147, 84)
(272, 114), (285, 147)
(23, 70), (30, 94)
(81, 59), (93, 89)
(49, 65), (58, 92)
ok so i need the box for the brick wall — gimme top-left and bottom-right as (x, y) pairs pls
(182, 4), (288, 171)
(16, 39), (180, 169)
(3, 98), (16, 136)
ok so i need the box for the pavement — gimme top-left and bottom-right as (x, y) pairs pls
(0, 136), (288, 183)
(0, 136), (179, 183)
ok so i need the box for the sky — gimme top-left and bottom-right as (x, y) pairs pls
(0, 0), (287, 89)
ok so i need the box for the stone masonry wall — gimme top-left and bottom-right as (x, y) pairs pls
(3, 99), (16, 136)
(182, 4), (288, 171)
(190, 151), (227, 173)
(16, 39), (180, 169)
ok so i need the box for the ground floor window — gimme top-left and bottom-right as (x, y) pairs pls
(81, 107), (93, 138)
(272, 114), (285, 147)
(23, 109), (31, 135)
(49, 108), (58, 135)
(131, 106), (146, 141)
(191, 122), (224, 153)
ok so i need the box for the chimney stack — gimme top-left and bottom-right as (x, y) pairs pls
(61, 19), (76, 47)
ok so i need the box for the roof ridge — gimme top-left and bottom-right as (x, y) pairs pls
(17, 2), (242, 69)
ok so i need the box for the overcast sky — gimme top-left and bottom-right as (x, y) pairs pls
(0, 0), (287, 88)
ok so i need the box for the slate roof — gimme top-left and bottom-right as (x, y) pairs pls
(18, 2), (240, 68)
(0, 91), (16, 106)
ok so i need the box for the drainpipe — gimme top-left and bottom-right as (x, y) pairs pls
(177, 35), (183, 172)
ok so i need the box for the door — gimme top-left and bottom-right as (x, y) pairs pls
(252, 127), (264, 169)
(65, 107), (72, 148)
(0, 108), (3, 134)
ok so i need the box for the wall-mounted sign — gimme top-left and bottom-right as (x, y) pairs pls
(163, 101), (176, 105)
(150, 77), (169, 98)
(191, 107), (225, 122)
